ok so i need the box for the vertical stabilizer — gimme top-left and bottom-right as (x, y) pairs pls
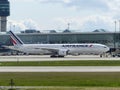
(9, 31), (24, 46)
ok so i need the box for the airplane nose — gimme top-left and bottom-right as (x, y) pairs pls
(106, 47), (110, 52)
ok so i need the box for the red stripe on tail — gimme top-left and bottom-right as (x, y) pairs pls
(10, 36), (17, 45)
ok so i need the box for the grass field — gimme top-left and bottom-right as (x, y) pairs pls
(1, 60), (120, 89)
(2, 87), (120, 90)
(0, 60), (120, 66)
(0, 72), (120, 87)
(3, 87), (120, 90)
(20, 87), (120, 90)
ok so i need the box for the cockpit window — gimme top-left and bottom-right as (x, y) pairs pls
(104, 47), (107, 48)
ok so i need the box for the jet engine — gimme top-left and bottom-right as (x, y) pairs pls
(58, 49), (68, 56)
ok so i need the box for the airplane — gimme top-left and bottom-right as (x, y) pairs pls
(8, 30), (110, 57)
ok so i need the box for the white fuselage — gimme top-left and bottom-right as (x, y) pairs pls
(8, 30), (110, 57)
(14, 43), (110, 55)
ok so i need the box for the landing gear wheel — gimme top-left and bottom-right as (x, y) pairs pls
(50, 55), (64, 58)
(100, 54), (102, 57)
(50, 55), (58, 58)
(58, 55), (64, 58)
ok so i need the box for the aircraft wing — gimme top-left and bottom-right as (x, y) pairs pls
(40, 47), (69, 56)
(40, 47), (59, 52)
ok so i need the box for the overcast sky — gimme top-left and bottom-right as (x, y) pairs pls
(8, 0), (120, 32)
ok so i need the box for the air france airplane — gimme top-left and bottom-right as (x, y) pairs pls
(9, 31), (109, 57)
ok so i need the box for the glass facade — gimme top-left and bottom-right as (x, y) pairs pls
(0, 0), (10, 16)
(0, 32), (120, 49)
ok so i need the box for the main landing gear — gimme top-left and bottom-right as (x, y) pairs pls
(100, 52), (109, 57)
(50, 55), (64, 58)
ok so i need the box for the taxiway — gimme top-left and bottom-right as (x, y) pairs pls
(0, 55), (119, 62)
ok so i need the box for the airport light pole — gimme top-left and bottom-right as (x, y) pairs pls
(114, 21), (117, 51)
(67, 23), (70, 30)
(9, 21), (12, 30)
(119, 20), (120, 48)
(13, 25), (15, 31)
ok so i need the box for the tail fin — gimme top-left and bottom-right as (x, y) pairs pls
(9, 31), (24, 46)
